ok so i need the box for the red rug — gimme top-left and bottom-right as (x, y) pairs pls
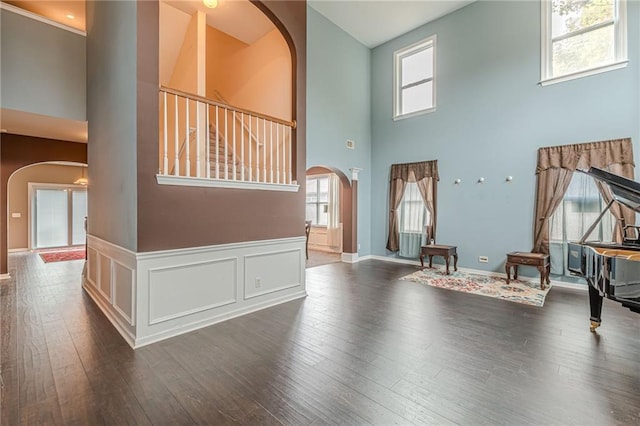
(39, 249), (86, 263)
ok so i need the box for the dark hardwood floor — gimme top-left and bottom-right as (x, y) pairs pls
(2, 252), (640, 425)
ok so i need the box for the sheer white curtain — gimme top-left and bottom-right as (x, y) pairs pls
(327, 174), (342, 250)
(549, 173), (614, 275)
(399, 182), (430, 258)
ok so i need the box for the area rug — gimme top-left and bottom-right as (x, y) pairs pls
(399, 267), (551, 307)
(39, 249), (86, 263)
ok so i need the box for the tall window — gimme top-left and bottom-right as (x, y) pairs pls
(549, 173), (613, 275)
(541, 0), (627, 85)
(399, 183), (430, 234)
(306, 175), (328, 226)
(393, 35), (436, 120)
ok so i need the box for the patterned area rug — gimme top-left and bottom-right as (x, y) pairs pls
(400, 267), (551, 307)
(39, 249), (86, 263)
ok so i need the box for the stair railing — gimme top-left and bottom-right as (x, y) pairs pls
(159, 86), (296, 185)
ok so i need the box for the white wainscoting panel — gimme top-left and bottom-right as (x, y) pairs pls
(244, 249), (302, 299)
(98, 254), (111, 300)
(113, 261), (135, 325)
(87, 247), (98, 287)
(148, 258), (237, 325)
(84, 235), (137, 347)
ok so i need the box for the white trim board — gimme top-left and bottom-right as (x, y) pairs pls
(0, 2), (86, 36)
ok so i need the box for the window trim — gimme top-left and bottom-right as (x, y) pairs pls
(540, 0), (628, 86)
(393, 35), (437, 120)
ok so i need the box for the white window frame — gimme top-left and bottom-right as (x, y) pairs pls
(540, 0), (628, 86)
(393, 35), (436, 120)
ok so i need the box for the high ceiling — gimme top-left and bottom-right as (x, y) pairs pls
(309, 0), (475, 48)
(1, 0), (476, 143)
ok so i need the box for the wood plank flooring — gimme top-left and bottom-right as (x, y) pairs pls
(2, 252), (640, 425)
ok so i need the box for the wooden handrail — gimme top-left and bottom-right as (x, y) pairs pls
(160, 86), (296, 129)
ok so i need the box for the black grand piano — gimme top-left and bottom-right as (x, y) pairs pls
(567, 167), (640, 331)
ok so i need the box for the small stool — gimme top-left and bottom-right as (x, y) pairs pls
(420, 245), (458, 275)
(505, 252), (550, 290)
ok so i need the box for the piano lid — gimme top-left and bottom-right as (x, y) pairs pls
(577, 167), (640, 213)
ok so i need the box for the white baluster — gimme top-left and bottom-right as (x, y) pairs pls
(174, 94), (179, 176)
(269, 121), (274, 184)
(206, 104), (210, 179)
(224, 107), (228, 180)
(248, 114), (253, 182)
(288, 126), (292, 184)
(185, 98), (191, 177)
(232, 110), (236, 181)
(241, 113), (245, 182)
(276, 122), (280, 184)
(162, 91), (168, 175)
(215, 105), (219, 179)
(195, 100), (201, 178)
(262, 118), (267, 182)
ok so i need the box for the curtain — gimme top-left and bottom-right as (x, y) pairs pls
(327, 174), (341, 249)
(594, 162), (635, 242)
(387, 160), (439, 252)
(548, 173), (614, 274)
(399, 183), (426, 257)
(533, 138), (634, 254)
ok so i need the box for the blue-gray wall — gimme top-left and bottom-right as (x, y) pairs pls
(307, 6), (372, 255)
(368, 0), (640, 273)
(86, 0), (138, 251)
(0, 8), (86, 121)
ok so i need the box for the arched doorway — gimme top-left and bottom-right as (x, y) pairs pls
(305, 165), (357, 267)
(8, 162), (88, 253)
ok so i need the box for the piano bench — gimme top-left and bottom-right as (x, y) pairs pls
(505, 252), (550, 290)
(420, 245), (458, 275)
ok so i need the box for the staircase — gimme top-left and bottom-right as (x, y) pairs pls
(208, 125), (246, 181)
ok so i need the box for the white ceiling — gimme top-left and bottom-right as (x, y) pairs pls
(1, 108), (87, 143)
(309, 0), (475, 48)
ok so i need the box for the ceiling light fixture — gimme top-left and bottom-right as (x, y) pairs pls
(202, 0), (218, 8)
(74, 166), (88, 186)
(66, 13), (75, 19)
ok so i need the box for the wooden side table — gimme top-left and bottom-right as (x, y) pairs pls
(420, 245), (458, 275)
(505, 252), (550, 290)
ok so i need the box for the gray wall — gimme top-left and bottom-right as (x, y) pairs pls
(306, 6), (372, 255)
(86, 0), (138, 251)
(0, 8), (86, 121)
(369, 1), (640, 274)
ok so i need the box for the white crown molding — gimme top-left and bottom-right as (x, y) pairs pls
(0, 2), (86, 36)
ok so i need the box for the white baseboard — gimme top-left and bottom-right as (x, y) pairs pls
(8, 248), (28, 253)
(341, 252), (359, 263)
(0, 273), (11, 280)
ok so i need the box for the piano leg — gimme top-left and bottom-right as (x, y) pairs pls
(588, 284), (603, 332)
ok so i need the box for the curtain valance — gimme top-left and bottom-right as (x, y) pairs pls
(536, 138), (634, 174)
(390, 160), (439, 182)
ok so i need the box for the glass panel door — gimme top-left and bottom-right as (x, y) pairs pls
(35, 189), (69, 249)
(71, 190), (87, 245)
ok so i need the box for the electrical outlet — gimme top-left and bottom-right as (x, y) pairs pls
(478, 256), (488, 263)
(255, 277), (262, 288)
(346, 139), (355, 150)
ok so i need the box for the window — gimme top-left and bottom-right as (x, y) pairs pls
(306, 175), (329, 226)
(399, 183), (430, 234)
(393, 35), (436, 119)
(541, 0), (627, 85)
(549, 173), (613, 276)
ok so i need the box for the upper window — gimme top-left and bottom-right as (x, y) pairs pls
(541, 0), (627, 85)
(393, 36), (436, 120)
